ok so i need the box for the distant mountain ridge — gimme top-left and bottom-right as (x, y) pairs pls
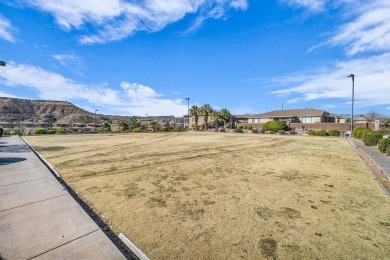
(0, 97), (131, 125)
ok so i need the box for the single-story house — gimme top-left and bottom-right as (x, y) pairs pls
(245, 108), (346, 124)
(354, 115), (369, 124)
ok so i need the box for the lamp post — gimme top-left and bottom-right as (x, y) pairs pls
(348, 74), (355, 135)
(95, 110), (98, 132)
(185, 97), (190, 127)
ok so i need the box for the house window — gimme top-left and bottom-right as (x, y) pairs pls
(254, 118), (259, 123)
(302, 117), (315, 123)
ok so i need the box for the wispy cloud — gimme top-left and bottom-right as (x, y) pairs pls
(272, 53), (390, 107)
(25, 0), (248, 44)
(0, 13), (16, 42)
(328, 1), (390, 55)
(52, 54), (86, 76)
(231, 105), (253, 115)
(0, 62), (187, 116)
(280, 0), (326, 12)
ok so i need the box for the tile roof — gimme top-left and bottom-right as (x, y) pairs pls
(247, 108), (328, 118)
(354, 115), (369, 121)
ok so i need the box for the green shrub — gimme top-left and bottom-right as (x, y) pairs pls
(353, 127), (372, 139)
(363, 132), (383, 146)
(327, 129), (340, 136)
(237, 125), (244, 130)
(191, 124), (200, 130)
(100, 123), (111, 132)
(132, 127), (142, 133)
(387, 145), (390, 156)
(247, 126), (253, 130)
(56, 127), (65, 134)
(162, 126), (173, 132)
(118, 122), (129, 131)
(33, 128), (47, 134)
(314, 130), (328, 136)
(219, 128), (226, 132)
(173, 125), (185, 132)
(378, 138), (390, 153)
(9, 130), (20, 135)
(308, 130), (316, 136)
(47, 129), (56, 134)
(262, 121), (288, 132)
(234, 128), (243, 133)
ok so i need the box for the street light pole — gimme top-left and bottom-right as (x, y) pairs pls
(95, 110), (98, 132)
(185, 97), (190, 127)
(348, 74), (355, 135)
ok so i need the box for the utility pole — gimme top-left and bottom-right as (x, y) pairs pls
(348, 74), (355, 135)
(185, 97), (190, 127)
(95, 110), (98, 132)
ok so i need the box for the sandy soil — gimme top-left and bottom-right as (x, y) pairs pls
(24, 132), (390, 259)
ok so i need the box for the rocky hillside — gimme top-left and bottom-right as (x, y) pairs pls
(0, 97), (130, 125)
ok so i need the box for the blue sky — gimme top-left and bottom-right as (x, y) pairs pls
(0, 0), (389, 117)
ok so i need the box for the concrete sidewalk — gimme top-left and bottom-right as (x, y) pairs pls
(0, 136), (126, 259)
(349, 137), (390, 180)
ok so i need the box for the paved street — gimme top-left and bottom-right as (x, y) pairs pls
(0, 136), (126, 259)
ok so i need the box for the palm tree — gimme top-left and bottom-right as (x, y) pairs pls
(189, 105), (200, 128)
(201, 104), (213, 129)
(212, 110), (221, 129)
(219, 108), (232, 128)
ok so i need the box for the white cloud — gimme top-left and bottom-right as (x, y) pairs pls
(322, 104), (335, 108)
(328, 1), (390, 55)
(0, 14), (16, 42)
(0, 61), (119, 104)
(272, 53), (390, 108)
(0, 62), (187, 116)
(231, 105), (253, 115)
(52, 54), (86, 76)
(120, 82), (160, 99)
(25, 0), (248, 44)
(119, 81), (187, 116)
(0, 90), (18, 98)
(280, 0), (326, 11)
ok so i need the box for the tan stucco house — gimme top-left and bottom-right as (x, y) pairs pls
(246, 108), (346, 124)
(354, 115), (369, 124)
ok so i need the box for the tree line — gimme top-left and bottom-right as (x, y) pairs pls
(189, 104), (231, 130)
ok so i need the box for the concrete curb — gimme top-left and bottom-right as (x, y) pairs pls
(119, 233), (150, 260)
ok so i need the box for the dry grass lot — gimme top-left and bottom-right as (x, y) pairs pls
(24, 133), (390, 259)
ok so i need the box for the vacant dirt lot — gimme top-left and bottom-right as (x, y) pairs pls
(24, 133), (390, 259)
